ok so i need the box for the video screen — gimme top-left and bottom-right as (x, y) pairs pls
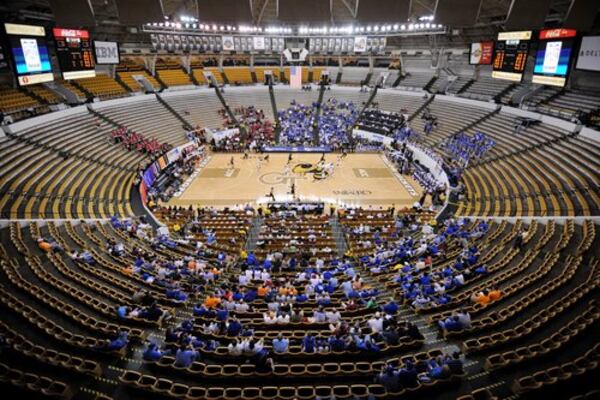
(532, 29), (577, 87)
(53, 27), (95, 80)
(4, 23), (54, 86)
(469, 41), (494, 65)
(492, 31), (532, 82)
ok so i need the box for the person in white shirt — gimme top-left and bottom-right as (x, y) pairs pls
(228, 339), (244, 355)
(235, 301), (249, 312)
(326, 309), (342, 324)
(367, 312), (384, 333)
(276, 314), (290, 324)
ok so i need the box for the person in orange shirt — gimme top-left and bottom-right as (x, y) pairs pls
(204, 295), (221, 309)
(473, 290), (491, 306)
(488, 287), (502, 302)
(257, 286), (270, 297)
(38, 239), (52, 252)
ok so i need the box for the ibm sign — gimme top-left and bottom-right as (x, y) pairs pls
(94, 41), (120, 65)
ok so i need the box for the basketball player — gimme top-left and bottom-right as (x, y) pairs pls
(243, 149), (249, 159)
(268, 187), (276, 202)
(320, 152), (326, 162)
(288, 153), (293, 164)
(283, 163), (291, 176)
(263, 154), (270, 163)
(229, 156), (235, 169)
(290, 182), (296, 198)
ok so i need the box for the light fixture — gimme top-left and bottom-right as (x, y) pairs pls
(393, 24), (399, 30)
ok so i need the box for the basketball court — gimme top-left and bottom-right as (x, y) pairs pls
(166, 153), (424, 209)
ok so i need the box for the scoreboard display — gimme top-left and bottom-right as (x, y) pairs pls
(53, 28), (95, 80)
(492, 31), (532, 82)
(532, 29), (577, 87)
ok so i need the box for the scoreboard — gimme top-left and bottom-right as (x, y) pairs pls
(53, 28), (95, 80)
(492, 31), (532, 82)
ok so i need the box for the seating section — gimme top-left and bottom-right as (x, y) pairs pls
(24, 84), (63, 104)
(375, 90), (427, 116)
(156, 68), (193, 87)
(410, 98), (492, 147)
(340, 67), (369, 85)
(57, 79), (88, 99)
(223, 67), (253, 84)
(459, 76), (513, 101)
(447, 76), (473, 94)
(0, 111), (142, 218)
(535, 90), (600, 121)
(0, 74), (599, 400)
(524, 86), (561, 108)
(323, 87), (371, 106)
(94, 96), (188, 146)
(222, 86), (275, 121)
(0, 87), (46, 120)
(118, 70), (162, 91)
(204, 67), (224, 84)
(457, 135), (600, 216)
(160, 90), (224, 130)
(75, 74), (129, 99)
(0, 205), (596, 399)
(273, 86), (319, 110)
(398, 72), (435, 89)
(255, 67), (280, 84)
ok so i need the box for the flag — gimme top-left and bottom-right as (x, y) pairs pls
(290, 66), (302, 89)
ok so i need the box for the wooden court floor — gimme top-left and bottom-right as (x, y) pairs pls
(166, 153), (424, 209)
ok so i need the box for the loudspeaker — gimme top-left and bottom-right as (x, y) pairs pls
(563, 0), (600, 31)
(115, 0), (164, 25)
(357, 0), (410, 23)
(49, 0), (96, 27)
(505, 0), (552, 30)
(434, 0), (482, 27)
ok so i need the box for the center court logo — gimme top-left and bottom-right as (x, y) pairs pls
(259, 172), (306, 185)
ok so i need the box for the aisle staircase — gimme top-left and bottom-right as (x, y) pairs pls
(155, 94), (193, 130)
(245, 216), (264, 252)
(329, 216), (348, 257)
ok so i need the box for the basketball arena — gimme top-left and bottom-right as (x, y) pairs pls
(0, 1), (599, 399)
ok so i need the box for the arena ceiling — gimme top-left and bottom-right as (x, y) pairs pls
(1, 0), (595, 47)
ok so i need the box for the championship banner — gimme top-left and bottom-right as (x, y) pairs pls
(354, 36), (367, 52)
(253, 36), (265, 51)
(222, 36), (235, 51)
